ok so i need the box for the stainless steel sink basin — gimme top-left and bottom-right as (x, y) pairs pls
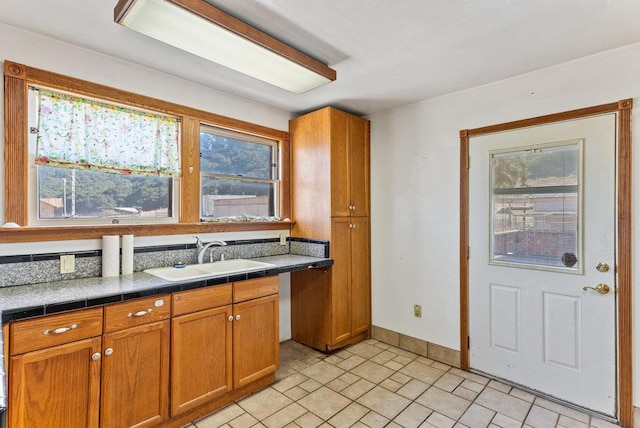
(144, 259), (276, 282)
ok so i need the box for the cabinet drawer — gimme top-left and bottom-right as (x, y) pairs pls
(233, 276), (278, 303)
(10, 307), (103, 355)
(172, 284), (232, 316)
(104, 296), (171, 333)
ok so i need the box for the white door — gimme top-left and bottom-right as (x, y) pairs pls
(468, 114), (617, 416)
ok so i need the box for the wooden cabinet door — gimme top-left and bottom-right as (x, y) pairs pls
(331, 217), (352, 344)
(349, 116), (370, 218)
(101, 321), (170, 428)
(350, 216), (371, 335)
(330, 109), (351, 217)
(9, 337), (102, 428)
(171, 305), (233, 416)
(232, 294), (279, 388)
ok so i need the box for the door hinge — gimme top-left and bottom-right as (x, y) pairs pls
(467, 246), (470, 260)
(466, 156), (470, 169)
(467, 336), (470, 349)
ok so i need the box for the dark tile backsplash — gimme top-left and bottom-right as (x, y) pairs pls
(0, 237), (329, 288)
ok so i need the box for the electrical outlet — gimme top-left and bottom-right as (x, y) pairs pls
(413, 304), (422, 318)
(279, 233), (287, 246)
(60, 255), (75, 274)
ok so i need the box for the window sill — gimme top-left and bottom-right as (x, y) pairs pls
(0, 221), (294, 243)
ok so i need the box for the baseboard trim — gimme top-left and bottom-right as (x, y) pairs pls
(372, 325), (461, 368)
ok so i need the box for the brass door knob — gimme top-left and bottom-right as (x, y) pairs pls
(583, 283), (610, 294)
(596, 262), (610, 273)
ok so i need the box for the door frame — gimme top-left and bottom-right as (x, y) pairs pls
(459, 99), (633, 426)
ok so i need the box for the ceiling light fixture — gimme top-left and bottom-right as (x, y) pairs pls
(114, 0), (337, 94)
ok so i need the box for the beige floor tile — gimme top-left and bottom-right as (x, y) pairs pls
(380, 377), (404, 392)
(432, 362), (452, 372)
(357, 385), (413, 419)
(262, 403), (307, 428)
(273, 373), (309, 393)
(400, 361), (446, 385)
(393, 354), (415, 366)
(196, 403), (245, 428)
(417, 356), (436, 366)
(284, 386), (308, 401)
(334, 349), (355, 359)
(337, 354), (367, 371)
(237, 388), (293, 421)
(297, 386), (351, 420)
(490, 413), (523, 428)
(397, 378), (430, 400)
(524, 405), (559, 428)
(458, 403), (496, 428)
(385, 360), (406, 371)
(351, 360), (396, 383)
(460, 379), (485, 393)
(474, 388), (530, 422)
(338, 371), (361, 385)
(300, 361), (345, 384)
(228, 412), (258, 428)
(360, 411), (391, 428)
(391, 371), (413, 385)
(533, 397), (590, 423)
(487, 380), (511, 394)
(323, 354), (343, 365)
(348, 342), (385, 359)
(295, 412), (323, 428)
(452, 385), (479, 402)
(394, 401), (434, 428)
(448, 369), (490, 385)
(423, 411), (457, 428)
(416, 387), (472, 420)
(352, 422), (369, 428)
(434, 373), (465, 393)
(387, 422), (404, 428)
(326, 377), (350, 392)
(558, 414), (589, 428)
(341, 378), (377, 400)
(328, 402), (369, 427)
(370, 349), (398, 364)
(299, 379), (322, 392)
(509, 388), (535, 403)
(391, 348), (420, 359)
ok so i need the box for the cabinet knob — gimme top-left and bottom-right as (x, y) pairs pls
(128, 309), (152, 318)
(228, 315), (234, 322)
(104, 348), (114, 356)
(91, 353), (101, 361)
(349, 224), (356, 229)
(43, 324), (77, 335)
(235, 314), (241, 321)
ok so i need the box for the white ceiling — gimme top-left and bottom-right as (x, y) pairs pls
(2, 0), (640, 116)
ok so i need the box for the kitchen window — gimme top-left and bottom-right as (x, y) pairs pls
(28, 87), (179, 225)
(200, 126), (278, 220)
(4, 61), (290, 242)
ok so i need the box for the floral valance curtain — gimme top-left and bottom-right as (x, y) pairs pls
(35, 89), (180, 176)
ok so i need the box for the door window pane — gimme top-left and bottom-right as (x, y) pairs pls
(490, 141), (582, 271)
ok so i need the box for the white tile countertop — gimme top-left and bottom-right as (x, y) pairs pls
(0, 254), (333, 412)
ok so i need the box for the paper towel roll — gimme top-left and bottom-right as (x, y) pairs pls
(102, 235), (120, 277)
(122, 234), (134, 275)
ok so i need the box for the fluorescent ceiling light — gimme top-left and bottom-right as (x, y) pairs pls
(114, 0), (336, 93)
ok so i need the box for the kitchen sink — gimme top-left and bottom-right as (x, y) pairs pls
(144, 259), (276, 282)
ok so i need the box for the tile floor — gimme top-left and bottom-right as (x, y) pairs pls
(187, 339), (619, 428)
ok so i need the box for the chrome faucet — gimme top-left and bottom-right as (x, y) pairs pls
(194, 236), (227, 264)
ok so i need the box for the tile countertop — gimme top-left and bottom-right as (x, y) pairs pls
(0, 254), (333, 412)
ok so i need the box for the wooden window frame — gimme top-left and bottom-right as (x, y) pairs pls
(459, 100), (633, 427)
(3, 61), (291, 243)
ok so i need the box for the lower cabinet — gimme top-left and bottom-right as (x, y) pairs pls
(101, 320), (170, 428)
(9, 337), (102, 428)
(171, 277), (279, 417)
(7, 276), (279, 427)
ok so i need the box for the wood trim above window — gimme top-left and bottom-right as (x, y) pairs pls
(3, 61), (291, 242)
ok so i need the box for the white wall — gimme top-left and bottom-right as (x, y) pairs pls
(369, 41), (640, 404)
(0, 23), (295, 340)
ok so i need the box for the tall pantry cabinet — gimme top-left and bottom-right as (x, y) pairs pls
(290, 107), (371, 351)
